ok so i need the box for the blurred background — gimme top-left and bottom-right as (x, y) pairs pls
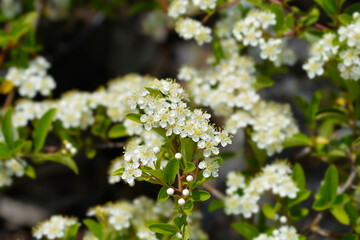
(0, 0), (357, 239)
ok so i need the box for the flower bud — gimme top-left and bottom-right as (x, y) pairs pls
(186, 175), (194, 182)
(175, 153), (182, 159)
(182, 189), (189, 196)
(178, 198), (185, 205)
(166, 188), (174, 195)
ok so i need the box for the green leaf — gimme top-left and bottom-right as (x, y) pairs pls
(263, 203), (276, 219)
(164, 158), (179, 185)
(108, 124), (128, 138)
(344, 3), (360, 15)
(303, 8), (320, 26)
(338, 14), (353, 25)
(111, 167), (124, 176)
(63, 223), (79, 240)
(24, 164), (36, 179)
(182, 222), (191, 240)
(34, 154), (78, 174)
(254, 75), (274, 90)
(158, 186), (170, 203)
(143, 168), (167, 184)
(315, 0), (337, 17)
(145, 87), (163, 98)
(271, 3), (285, 33)
(183, 200), (194, 215)
(180, 137), (196, 168)
(83, 219), (102, 239)
(248, 139), (267, 166)
(2, 108), (13, 149)
(330, 205), (350, 225)
(286, 13), (295, 28)
(315, 107), (348, 122)
(149, 223), (178, 235)
(212, 37), (225, 64)
(308, 90), (322, 129)
(313, 197), (331, 211)
(231, 222), (259, 239)
(192, 190), (211, 201)
(289, 207), (309, 221)
(184, 162), (196, 173)
(292, 163), (306, 189)
(33, 109), (56, 152)
(342, 234), (359, 240)
(0, 143), (10, 158)
(285, 190), (311, 209)
(125, 113), (143, 124)
(283, 133), (312, 148)
(344, 202), (358, 226)
(320, 165), (338, 203)
(208, 199), (224, 212)
(174, 215), (187, 229)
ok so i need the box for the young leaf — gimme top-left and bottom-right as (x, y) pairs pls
(263, 203), (276, 219)
(330, 205), (350, 225)
(34, 154), (78, 174)
(158, 186), (170, 203)
(212, 37), (224, 63)
(231, 222), (260, 239)
(164, 158), (179, 185)
(33, 109), (56, 152)
(183, 200), (194, 215)
(319, 165), (338, 204)
(2, 108), (13, 149)
(292, 163), (306, 189)
(149, 223), (178, 235)
(24, 164), (36, 179)
(192, 190), (211, 201)
(208, 199), (224, 212)
(182, 222), (191, 240)
(125, 113), (143, 124)
(108, 124), (128, 138)
(83, 219), (103, 239)
(283, 133), (312, 148)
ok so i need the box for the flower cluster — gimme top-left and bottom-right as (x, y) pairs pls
(108, 131), (165, 185)
(32, 215), (78, 239)
(303, 12), (360, 80)
(178, 56), (298, 155)
(86, 196), (208, 240)
(0, 158), (25, 187)
(168, 0), (213, 45)
(232, 10), (296, 66)
(254, 225), (299, 240)
(175, 18), (212, 45)
(6, 57), (56, 98)
(12, 74), (151, 130)
(121, 142), (158, 184)
(225, 160), (299, 218)
(129, 79), (231, 157)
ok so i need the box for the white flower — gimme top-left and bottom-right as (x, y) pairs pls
(199, 157), (219, 178)
(303, 57), (324, 79)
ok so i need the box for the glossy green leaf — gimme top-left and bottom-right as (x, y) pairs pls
(182, 222), (191, 240)
(212, 37), (225, 64)
(24, 164), (36, 179)
(2, 108), (13, 149)
(63, 223), (79, 240)
(192, 190), (211, 201)
(330, 205), (350, 225)
(263, 203), (276, 219)
(108, 124), (128, 138)
(83, 219), (102, 239)
(231, 222), (259, 239)
(33, 109), (56, 152)
(180, 137), (195, 168)
(0, 143), (10, 158)
(342, 234), (359, 240)
(338, 14), (353, 25)
(320, 165), (338, 203)
(149, 223), (178, 235)
(34, 153), (78, 174)
(292, 163), (306, 189)
(254, 75), (274, 90)
(164, 158), (179, 185)
(283, 133), (312, 148)
(125, 113), (143, 124)
(285, 190), (311, 209)
(183, 200), (194, 215)
(344, 3), (360, 15)
(345, 202), (358, 226)
(208, 199), (224, 212)
(158, 186), (170, 203)
(174, 215), (187, 229)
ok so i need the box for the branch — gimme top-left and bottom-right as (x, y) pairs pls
(202, 182), (226, 201)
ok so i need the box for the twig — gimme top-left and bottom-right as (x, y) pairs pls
(3, 90), (15, 108)
(217, 0), (241, 11)
(202, 182), (226, 201)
